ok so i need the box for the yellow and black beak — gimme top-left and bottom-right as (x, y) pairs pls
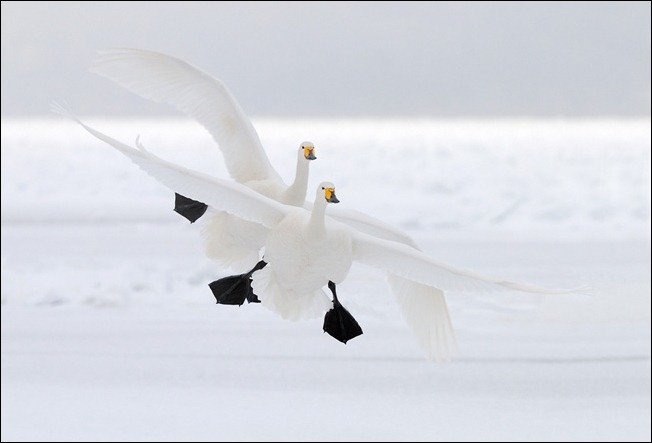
(303, 147), (316, 160)
(324, 187), (339, 203)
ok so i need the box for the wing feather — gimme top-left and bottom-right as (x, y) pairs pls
(387, 275), (457, 362)
(352, 231), (573, 294)
(90, 48), (282, 184)
(306, 202), (419, 249)
(54, 105), (286, 228)
(350, 229), (577, 360)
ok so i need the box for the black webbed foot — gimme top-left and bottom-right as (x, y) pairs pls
(174, 193), (208, 223)
(323, 281), (363, 344)
(209, 274), (254, 305)
(323, 301), (364, 344)
(208, 260), (267, 306)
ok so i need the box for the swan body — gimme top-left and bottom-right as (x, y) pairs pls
(253, 204), (352, 320)
(253, 185), (353, 320)
(55, 112), (575, 360)
(200, 145), (314, 271)
(263, 188), (352, 285)
(201, 211), (268, 270)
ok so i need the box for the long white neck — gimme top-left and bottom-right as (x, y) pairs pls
(283, 150), (310, 205)
(308, 191), (327, 237)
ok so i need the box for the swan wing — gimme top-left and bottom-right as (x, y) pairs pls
(313, 204), (456, 359)
(90, 48), (283, 185)
(305, 202), (419, 249)
(387, 275), (456, 362)
(351, 231), (573, 294)
(55, 107), (286, 228)
(351, 231), (575, 360)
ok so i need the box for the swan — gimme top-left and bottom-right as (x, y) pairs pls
(91, 48), (317, 214)
(173, 140), (315, 223)
(87, 48), (424, 334)
(88, 49), (415, 244)
(90, 49), (332, 312)
(55, 112), (574, 361)
(90, 48), (317, 281)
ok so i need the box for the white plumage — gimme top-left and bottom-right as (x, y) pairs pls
(55, 110), (573, 361)
(90, 49), (418, 244)
(90, 48), (281, 185)
(91, 49), (315, 272)
(87, 49), (457, 359)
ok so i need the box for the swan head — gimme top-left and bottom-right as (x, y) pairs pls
(301, 141), (316, 161)
(319, 181), (339, 204)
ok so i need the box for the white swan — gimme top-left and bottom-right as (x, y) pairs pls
(57, 113), (573, 361)
(86, 50), (455, 357)
(91, 48), (318, 271)
(89, 49), (416, 266)
(89, 49), (439, 347)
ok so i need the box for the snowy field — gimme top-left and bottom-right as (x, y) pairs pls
(1, 118), (650, 441)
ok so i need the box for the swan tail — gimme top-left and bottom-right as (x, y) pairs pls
(251, 266), (331, 321)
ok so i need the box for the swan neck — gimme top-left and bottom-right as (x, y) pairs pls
(284, 152), (309, 205)
(309, 195), (327, 236)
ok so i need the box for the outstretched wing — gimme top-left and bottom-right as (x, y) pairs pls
(352, 230), (574, 294)
(350, 230), (576, 361)
(387, 275), (456, 362)
(320, 203), (419, 249)
(90, 48), (283, 185)
(54, 105), (286, 228)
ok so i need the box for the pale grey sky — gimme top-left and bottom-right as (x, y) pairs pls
(1, 1), (650, 116)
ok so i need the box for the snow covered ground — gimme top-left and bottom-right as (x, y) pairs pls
(1, 119), (650, 441)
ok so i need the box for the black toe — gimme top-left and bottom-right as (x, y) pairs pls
(323, 302), (363, 344)
(246, 286), (261, 304)
(174, 193), (208, 223)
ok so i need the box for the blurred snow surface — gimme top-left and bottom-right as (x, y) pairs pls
(1, 118), (650, 441)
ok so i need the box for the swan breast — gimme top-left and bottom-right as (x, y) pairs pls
(265, 210), (353, 293)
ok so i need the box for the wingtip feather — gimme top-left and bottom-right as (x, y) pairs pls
(49, 100), (81, 125)
(387, 274), (457, 362)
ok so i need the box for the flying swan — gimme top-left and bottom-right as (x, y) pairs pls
(54, 110), (573, 361)
(87, 48), (427, 344)
(90, 48), (320, 283)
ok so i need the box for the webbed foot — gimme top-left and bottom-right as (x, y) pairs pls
(174, 193), (208, 223)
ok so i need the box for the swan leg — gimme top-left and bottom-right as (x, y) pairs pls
(209, 260), (267, 305)
(323, 281), (363, 344)
(174, 193), (208, 223)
